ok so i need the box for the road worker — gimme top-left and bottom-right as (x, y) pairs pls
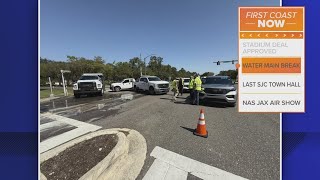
(171, 78), (179, 101)
(193, 74), (202, 105)
(188, 76), (194, 102)
(178, 77), (184, 96)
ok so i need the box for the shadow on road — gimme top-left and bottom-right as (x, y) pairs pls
(180, 126), (195, 133)
(176, 96), (187, 99)
(160, 97), (174, 101)
(160, 96), (235, 109)
(200, 101), (228, 108)
(174, 101), (190, 105)
(159, 97), (192, 105)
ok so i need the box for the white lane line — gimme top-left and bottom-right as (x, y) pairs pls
(143, 159), (170, 180)
(41, 113), (100, 129)
(150, 146), (248, 180)
(40, 126), (100, 153)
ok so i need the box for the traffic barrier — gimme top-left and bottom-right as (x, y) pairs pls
(193, 109), (208, 138)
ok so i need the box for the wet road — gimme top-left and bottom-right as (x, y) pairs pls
(40, 90), (143, 146)
(41, 91), (144, 121)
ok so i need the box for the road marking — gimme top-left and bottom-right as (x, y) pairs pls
(40, 121), (65, 132)
(87, 116), (103, 123)
(41, 113), (100, 128)
(143, 146), (248, 180)
(143, 159), (170, 180)
(165, 164), (188, 180)
(40, 113), (101, 153)
(143, 159), (188, 180)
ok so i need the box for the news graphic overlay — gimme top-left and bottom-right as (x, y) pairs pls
(238, 7), (305, 113)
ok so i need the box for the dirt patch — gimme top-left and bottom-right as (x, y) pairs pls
(41, 134), (118, 180)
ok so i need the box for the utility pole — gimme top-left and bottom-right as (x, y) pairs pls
(140, 53), (142, 76)
(144, 58), (146, 75)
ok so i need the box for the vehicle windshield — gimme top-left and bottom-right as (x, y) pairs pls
(184, 79), (190, 82)
(203, 77), (232, 85)
(79, 76), (99, 80)
(148, 77), (161, 81)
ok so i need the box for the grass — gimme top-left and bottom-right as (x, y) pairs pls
(40, 87), (73, 99)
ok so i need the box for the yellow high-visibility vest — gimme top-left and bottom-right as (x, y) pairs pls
(189, 79), (194, 89)
(172, 80), (178, 89)
(194, 76), (202, 91)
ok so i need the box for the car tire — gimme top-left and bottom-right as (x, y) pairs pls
(149, 86), (155, 95)
(99, 89), (104, 96)
(228, 103), (236, 107)
(115, 86), (121, 92)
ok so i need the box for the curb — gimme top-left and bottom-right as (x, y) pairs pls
(40, 128), (147, 180)
(40, 96), (60, 103)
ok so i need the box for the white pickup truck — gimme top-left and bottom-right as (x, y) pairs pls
(73, 73), (105, 98)
(110, 78), (135, 92)
(134, 76), (170, 94)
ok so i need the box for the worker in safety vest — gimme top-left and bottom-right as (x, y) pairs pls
(193, 74), (202, 105)
(188, 76), (194, 102)
(171, 78), (179, 101)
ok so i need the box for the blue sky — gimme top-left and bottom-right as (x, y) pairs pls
(41, 0), (279, 74)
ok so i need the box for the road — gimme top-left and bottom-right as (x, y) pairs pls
(40, 90), (280, 180)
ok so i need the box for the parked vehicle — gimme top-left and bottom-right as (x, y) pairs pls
(134, 76), (170, 94)
(73, 73), (105, 98)
(110, 78), (135, 92)
(199, 76), (237, 107)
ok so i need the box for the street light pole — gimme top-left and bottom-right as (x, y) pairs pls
(142, 54), (156, 75)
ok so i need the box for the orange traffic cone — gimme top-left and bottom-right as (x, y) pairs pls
(193, 109), (208, 138)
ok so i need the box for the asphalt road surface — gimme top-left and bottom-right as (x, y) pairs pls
(40, 90), (280, 180)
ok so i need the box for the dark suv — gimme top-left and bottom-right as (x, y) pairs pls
(200, 76), (237, 107)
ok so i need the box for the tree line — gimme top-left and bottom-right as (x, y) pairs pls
(40, 56), (238, 86)
(40, 56), (198, 85)
(217, 70), (238, 80)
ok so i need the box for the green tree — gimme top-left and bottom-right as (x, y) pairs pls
(40, 55), (198, 85)
(201, 72), (214, 77)
(218, 70), (237, 79)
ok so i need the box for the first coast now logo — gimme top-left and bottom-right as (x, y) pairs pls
(240, 8), (303, 31)
(246, 11), (298, 28)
